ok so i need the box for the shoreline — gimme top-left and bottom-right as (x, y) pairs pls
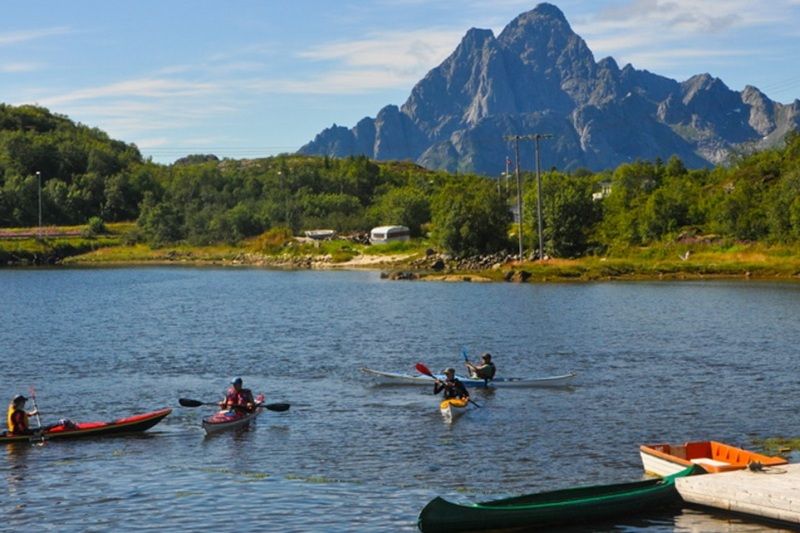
(50, 253), (800, 284)
(4, 235), (800, 283)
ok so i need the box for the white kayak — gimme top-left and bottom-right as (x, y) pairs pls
(202, 393), (265, 434)
(361, 368), (576, 388)
(440, 397), (470, 422)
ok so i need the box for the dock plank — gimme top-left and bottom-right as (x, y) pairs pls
(676, 463), (800, 525)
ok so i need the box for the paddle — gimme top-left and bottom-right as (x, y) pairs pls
(178, 398), (290, 412)
(28, 386), (44, 428)
(28, 386), (46, 445)
(461, 347), (474, 377)
(414, 363), (481, 408)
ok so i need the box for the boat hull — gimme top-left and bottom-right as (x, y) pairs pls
(361, 368), (575, 388)
(202, 394), (265, 434)
(640, 440), (787, 477)
(439, 398), (469, 421)
(418, 465), (699, 532)
(0, 408), (172, 444)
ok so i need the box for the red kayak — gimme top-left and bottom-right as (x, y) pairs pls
(202, 394), (265, 434)
(0, 408), (172, 444)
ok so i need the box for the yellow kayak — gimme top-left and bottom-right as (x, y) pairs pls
(439, 398), (469, 421)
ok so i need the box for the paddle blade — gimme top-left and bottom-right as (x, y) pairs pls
(264, 403), (290, 412)
(415, 362), (434, 378)
(461, 348), (469, 362)
(178, 398), (205, 408)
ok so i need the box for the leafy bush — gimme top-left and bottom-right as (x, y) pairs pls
(82, 216), (107, 237)
(249, 227), (294, 254)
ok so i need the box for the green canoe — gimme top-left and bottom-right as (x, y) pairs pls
(417, 465), (700, 532)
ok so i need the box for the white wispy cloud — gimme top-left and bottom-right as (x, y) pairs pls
(34, 78), (221, 107)
(14, 76), (239, 150)
(0, 27), (72, 46)
(298, 28), (462, 77)
(242, 68), (416, 95)
(571, 0), (797, 76)
(0, 62), (43, 73)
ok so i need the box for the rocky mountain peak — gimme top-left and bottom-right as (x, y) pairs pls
(299, 4), (800, 173)
(498, 2), (584, 58)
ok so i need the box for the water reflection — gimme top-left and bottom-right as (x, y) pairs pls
(673, 507), (797, 532)
(5, 442), (31, 496)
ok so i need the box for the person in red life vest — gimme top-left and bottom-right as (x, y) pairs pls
(6, 395), (39, 435)
(219, 377), (256, 413)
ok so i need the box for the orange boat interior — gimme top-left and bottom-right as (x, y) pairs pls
(643, 441), (787, 473)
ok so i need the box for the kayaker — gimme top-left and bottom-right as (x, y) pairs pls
(219, 377), (256, 413)
(6, 395), (39, 435)
(465, 352), (496, 381)
(433, 368), (469, 400)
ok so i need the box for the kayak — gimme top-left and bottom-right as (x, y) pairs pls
(362, 367), (576, 388)
(418, 465), (701, 532)
(0, 408), (172, 444)
(202, 393), (265, 434)
(440, 398), (469, 422)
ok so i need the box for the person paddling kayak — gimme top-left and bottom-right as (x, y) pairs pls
(465, 352), (496, 381)
(433, 368), (470, 401)
(219, 377), (256, 413)
(6, 395), (39, 435)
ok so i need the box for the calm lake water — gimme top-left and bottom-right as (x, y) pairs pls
(2, 267), (799, 532)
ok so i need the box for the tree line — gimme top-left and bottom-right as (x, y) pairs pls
(2, 104), (800, 257)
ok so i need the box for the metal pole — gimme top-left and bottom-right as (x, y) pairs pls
(504, 156), (511, 197)
(36, 171), (42, 237)
(513, 137), (523, 259)
(534, 136), (544, 261)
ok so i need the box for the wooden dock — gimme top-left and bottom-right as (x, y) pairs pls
(676, 463), (800, 525)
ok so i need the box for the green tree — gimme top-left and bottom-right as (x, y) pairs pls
(524, 171), (598, 257)
(431, 175), (510, 256)
(369, 186), (430, 237)
(137, 192), (184, 245)
(597, 161), (660, 247)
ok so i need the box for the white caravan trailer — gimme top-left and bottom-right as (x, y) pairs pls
(370, 225), (410, 244)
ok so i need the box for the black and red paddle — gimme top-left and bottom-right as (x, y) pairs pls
(178, 398), (290, 412)
(415, 362), (439, 380)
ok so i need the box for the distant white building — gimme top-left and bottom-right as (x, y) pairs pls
(370, 225), (410, 244)
(592, 181), (612, 201)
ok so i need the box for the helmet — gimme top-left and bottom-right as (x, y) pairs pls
(12, 394), (27, 405)
(481, 353), (492, 361)
(231, 377), (243, 386)
(444, 367), (456, 375)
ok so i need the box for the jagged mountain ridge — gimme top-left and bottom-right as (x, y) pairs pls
(299, 3), (800, 174)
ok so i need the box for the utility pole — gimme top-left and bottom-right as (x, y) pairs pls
(504, 133), (553, 260)
(532, 133), (552, 261)
(36, 171), (42, 238)
(504, 156), (511, 197)
(504, 135), (524, 258)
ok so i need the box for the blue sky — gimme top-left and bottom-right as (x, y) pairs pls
(3, 0), (800, 163)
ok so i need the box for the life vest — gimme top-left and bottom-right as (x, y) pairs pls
(6, 404), (29, 434)
(436, 379), (469, 400)
(224, 387), (255, 411)
(475, 362), (496, 380)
